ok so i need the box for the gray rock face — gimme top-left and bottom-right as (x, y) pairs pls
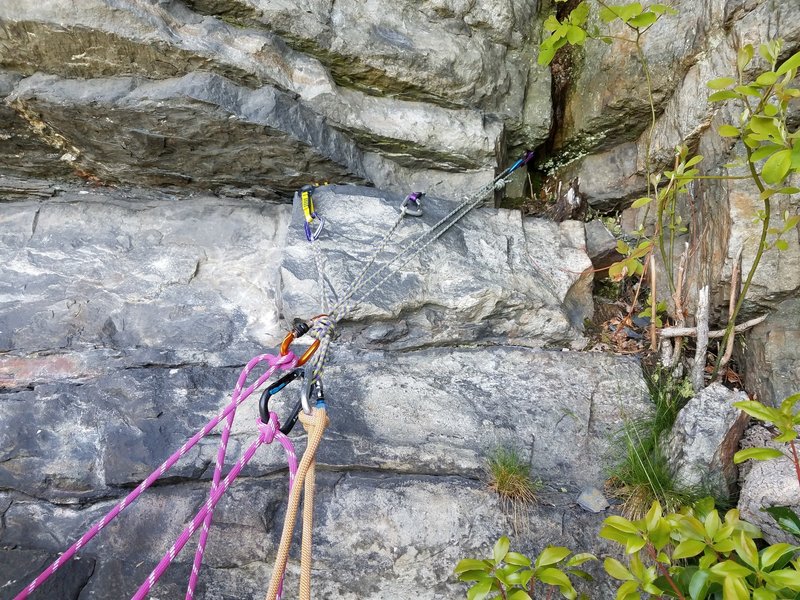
(663, 383), (749, 500)
(280, 185), (593, 349)
(584, 219), (622, 272)
(0, 0), (550, 196)
(741, 297), (800, 407)
(737, 424), (800, 545)
(1, 185), (645, 599)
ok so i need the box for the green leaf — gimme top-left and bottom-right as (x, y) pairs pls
(536, 547), (572, 568)
(604, 516), (640, 534)
(750, 115), (780, 136)
(708, 77), (736, 90)
(506, 569), (533, 587)
(506, 552), (532, 567)
(735, 84), (761, 97)
(605, 557), (634, 581)
(615, 580), (640, 600)
(761, 543), (799, 569)
(733, 530), (759, 570)
(733, 447), (784, 463)
(599, 524), (632, 545)
(767, 568), (800, 589)
(625, 535), (647, 554)
(494, 536), (510, 564)
(776, 50), (800, 76)
(543, 15), (561, 32)
(644, 501), (662, 532)
(722, 576), (750, 600)
(628, 11), (657, 28)
(458, 570), (493, 583)
(567, 568), (593, 581)
(569, 1), (590, 25)
(467, 578), (493, 600)
(718, 125), (741, 137)
(762, 149), (793, 184)
(650, 4), (677, 16)
(756, 71), (779, 86)
(566, 553), (597, 567)
(617, 2), (643, 22)
(705, 510), (721, 539)
(753, 588), (777, 600)
(538, 44), (557, 66)
(738, 44), (754, 72)
(751, 144), (782, 163)
(711, 560), (753, 578)
(507, 591), (532, 600)
(776, 239), (789, 251)
(763, 506), (800, 537)
(537, 567), (572, 588)
(734, 400), (780, 423)
(455, 559), (492, 574)
(566, 25), (586, 44)
(598, 5), (619, 22)
(781, 394), (800, 413)
(673, 539), (706, 560)
(689, 568), (711, 600)
(708, 90), (739, 102)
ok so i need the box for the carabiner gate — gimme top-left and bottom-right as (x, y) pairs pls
(258, 368), (305, 434)
(301, 369), (326, 415)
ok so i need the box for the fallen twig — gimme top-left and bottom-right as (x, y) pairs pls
(660, 314), (767, 339)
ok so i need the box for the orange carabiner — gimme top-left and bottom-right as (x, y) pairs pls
(280, 315), (326, 367)
(280, 331), (319, 367)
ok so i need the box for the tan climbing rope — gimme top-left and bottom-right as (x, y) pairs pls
(265, 407), (329, 600)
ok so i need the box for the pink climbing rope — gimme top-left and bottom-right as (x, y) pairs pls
(14, 351), (299, 600)
(133, 412), (299, 600)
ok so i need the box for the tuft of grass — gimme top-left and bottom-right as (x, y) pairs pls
(607, 366), (703, 518)
(486, 447), (540, 532)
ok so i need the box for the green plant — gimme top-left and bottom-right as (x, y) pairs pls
(538, 2), (800, 385)
(455, 536), (596, 599)
(601, 498), (800, 600)
(734, 393), (800, 487)
(607, 368), (701, 518)
(488, 447), (541, 506)
(706, 42), (800, 379)
(733, 392), (800, 540)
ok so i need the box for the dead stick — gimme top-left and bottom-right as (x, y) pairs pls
(719, 247), (743, 370)
(649, 254), (657, 351)
(669, 242), (689, 368)
(660, 314), (767, 338)
(692, 285), (710, 391)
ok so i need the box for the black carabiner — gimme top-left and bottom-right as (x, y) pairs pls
(259, 368), (305, 435)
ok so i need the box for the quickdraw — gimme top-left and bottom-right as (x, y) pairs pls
(300, 184), (325, 241)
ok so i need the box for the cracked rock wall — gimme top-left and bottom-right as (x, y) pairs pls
(0, 185), (648, 599)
